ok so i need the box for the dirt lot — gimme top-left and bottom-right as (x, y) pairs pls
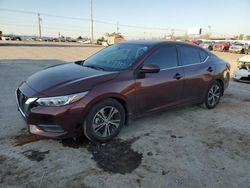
(0, 41), (249, 188)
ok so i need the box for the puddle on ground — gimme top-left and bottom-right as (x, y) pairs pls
(14, 129), (142, 174)
(22, 150), (49, 162)
(87, 138), (142, 174)
(60, 136), (90, 148)
(61, 137), (143, 174)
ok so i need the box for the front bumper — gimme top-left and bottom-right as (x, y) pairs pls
(16, 87), (88, 138)
(229, 49), (241, 53)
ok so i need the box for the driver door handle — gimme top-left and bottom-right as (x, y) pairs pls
(207, 67), (214, 72)
(173, 73), (183, 80)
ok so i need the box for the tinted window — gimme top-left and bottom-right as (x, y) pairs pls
(199, 50), (209, 62)
(180, 46), (201, 65)
(144, 46), (178, 69)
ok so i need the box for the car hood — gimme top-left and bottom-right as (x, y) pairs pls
(25, 62), (119, 96)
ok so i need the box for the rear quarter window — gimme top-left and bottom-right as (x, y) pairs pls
(199, 49), (209, 62)
(180, 46), (201, 65)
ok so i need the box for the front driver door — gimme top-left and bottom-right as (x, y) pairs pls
(135, 45), (184, 115)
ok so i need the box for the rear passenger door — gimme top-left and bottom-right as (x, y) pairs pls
(178, 45), (213, 102)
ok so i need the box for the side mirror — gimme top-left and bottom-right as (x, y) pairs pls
(140, 64), (160, 73)
(75, 60), (85, 65)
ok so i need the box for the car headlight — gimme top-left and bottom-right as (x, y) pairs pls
(36, 91), (88, 106)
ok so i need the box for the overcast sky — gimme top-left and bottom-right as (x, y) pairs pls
(0, 0), (250, 39)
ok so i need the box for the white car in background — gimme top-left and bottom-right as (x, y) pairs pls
(1, 35), (11, 40)
(233, 55), (250, 83)
(229, 42), (249, 54)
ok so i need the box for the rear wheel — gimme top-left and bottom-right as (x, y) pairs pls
(201, 81), (222, 109)
(83, 99), (125, 143)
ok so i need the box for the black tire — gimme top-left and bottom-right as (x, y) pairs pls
(83, 98), (125, 143)
(201, 81), (222, 109)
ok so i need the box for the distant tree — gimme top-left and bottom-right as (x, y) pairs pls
(77, 36), (83, 40)
(105, 32), (124, 38)
(239, 34), (244, 40)
(231, 35), (238, 40)
(246, 35), (250, 40)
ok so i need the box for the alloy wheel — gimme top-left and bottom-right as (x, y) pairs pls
(207, 84), (221, 107)
(92, 106), (121, 138)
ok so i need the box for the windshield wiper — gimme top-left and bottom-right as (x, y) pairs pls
(83, 65), (105, 71)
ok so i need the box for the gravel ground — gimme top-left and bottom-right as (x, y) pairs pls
(0, 41), (249, 188)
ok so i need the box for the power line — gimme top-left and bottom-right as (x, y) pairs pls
(0, 8), (185, 32)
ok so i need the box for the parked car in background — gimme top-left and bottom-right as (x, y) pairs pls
(185, 40), (200, 45)
(233, 55), (250, 83)
(65, 37), (77, 42)
(246, 46), (250, 55)
(10, 35), (22, 41)
(16, 40), (230, 142)
(97, 37), (106, 45)
(229, 42), (249, 54)
(213, 41), (230, 52)
(199, 41), (215, 51)
(1, 35), (11, 40)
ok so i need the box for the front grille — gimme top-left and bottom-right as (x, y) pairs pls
(16, 89), (38, 117)
(241, 77), (250, 81)
(17, 89), (28, 114)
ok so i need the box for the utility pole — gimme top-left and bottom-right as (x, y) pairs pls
(38, 13), (42, 38)
(171, 29), (175, 39)
(116, 22), (119, 33)
(90, 0), (94, 43)
(58, 32), (61, 42)
(208, 25), (211, 37)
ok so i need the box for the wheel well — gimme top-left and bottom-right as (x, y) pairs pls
(109, 97), (129, 125)
(216, 79), (224, 96)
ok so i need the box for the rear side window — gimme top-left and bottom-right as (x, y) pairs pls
(144, 46), (178, 69)
(180, 46), (201, 65)
(199, 50), (209, 62)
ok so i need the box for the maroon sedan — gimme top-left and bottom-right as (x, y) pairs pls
(16, 41), (230, 142)
(213, 41), (230, 52)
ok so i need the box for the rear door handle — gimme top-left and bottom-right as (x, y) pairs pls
(207, 67), (214, 72)
(173, 73), (183, 80)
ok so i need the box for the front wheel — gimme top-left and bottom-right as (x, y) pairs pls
(83, 99), (125, 143)
(202, 81), (222, 109)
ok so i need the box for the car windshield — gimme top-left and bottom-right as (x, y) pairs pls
(83, 43), (149, 71)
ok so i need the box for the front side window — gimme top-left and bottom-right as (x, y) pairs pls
(144, 46), (178, 69)
(83, 43), (149, 71)
(180, 46), (201, 65)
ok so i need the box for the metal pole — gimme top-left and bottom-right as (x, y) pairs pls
(38, 13), (42, 38)
(90, 0), (94, 43)
(117, 22), (119, 33)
